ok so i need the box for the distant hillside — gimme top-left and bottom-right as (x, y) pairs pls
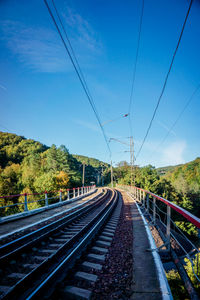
(73, 155), (110, 169)
(156, 164), (182, 176)
(0, 131), (110, 197)
(164, 157), (200, 194)
(0, 132), (48, 168)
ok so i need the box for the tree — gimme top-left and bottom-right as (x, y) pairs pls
(56, 171), (69, 189)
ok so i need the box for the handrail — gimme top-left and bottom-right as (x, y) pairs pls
(0, 185), (96, 219)
(0, 185), (95, 199)
(119, 184), (200, 285)
(124, 185), (200, 228)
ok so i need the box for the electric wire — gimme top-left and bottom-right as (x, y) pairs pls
(128, 0), (144, 137)
(149, 82), (200, 159)
(51, 0), (95, 111)
(44, 0), (111, 156)
(136, 0), (193, 160)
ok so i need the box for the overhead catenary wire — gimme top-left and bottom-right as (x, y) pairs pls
(136, 0), (194, 160)
(51, 0), (94, 107)
(128, 0), (144, 137)
(150, 82), (200, 159)
(44, 0), (111, 157)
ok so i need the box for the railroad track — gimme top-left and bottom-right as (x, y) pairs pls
(0, 188), (119, 299)
(0, 188), (102, 247)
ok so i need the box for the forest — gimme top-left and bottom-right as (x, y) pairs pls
(0, 132), (108, 213)
(0, 131), (199, 233)
(0, 131), (199, 297)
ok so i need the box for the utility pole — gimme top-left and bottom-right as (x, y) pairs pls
(111, 160), (113, 188)
(82, 162), (85, 187)
(101, 165), (104, 186)
(130, 136), (134, 186)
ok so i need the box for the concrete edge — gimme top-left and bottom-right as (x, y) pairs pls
(0, 189), (97, 225)
(127, 192), (173, 300)
(0, 189), (98, 240)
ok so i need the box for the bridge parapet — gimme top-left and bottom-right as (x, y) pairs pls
(0, 185), (96, 222)
(118, 185), (200, 288)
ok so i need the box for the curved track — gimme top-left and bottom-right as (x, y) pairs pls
(0, 188), (118, 300)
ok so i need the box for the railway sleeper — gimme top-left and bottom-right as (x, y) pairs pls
(0, 189), (117, 299)
(53, 195), (122, 300)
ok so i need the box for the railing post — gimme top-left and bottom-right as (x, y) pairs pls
(146, 193), (149, 213)
(78, 187), (80, 197)
(143, 190), (145, 207)
(24, 193), (28, 212)
(45, 191), (48, 207)
(67, 189), (70, 200)
(81, 187), (83, 195)
(73, 188), (75, 198)
(153, 197), (156, 224)
(167, 205), (171, 250)
(59, 190), (62, 202)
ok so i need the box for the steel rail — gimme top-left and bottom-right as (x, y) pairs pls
(0, 189), (108, 264)
(26, 189), (118, 300)
(1, 189), (118, 300)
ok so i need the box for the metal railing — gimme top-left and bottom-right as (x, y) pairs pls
(0, 185), (96, 219)
(119, 185), (200, 282)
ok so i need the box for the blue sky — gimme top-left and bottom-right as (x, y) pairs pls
(0, 0), (200, 167)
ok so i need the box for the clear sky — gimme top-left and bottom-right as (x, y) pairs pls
(0, 0), (200, 167)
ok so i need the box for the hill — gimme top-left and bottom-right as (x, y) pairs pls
(73, 154), (109, 169)
(0, 131), (109, 197)
(164, 157), (200, 194)
(156, 165), (182, 176)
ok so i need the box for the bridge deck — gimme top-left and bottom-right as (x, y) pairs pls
(123, 190), (171, 299)
(0, 190), (100, 239)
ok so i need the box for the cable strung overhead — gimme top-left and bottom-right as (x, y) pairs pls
(44, 0), (111, 157)
(128, 0), (144, 137)
(136, 0), (194, 160)
(150, 82), (200, 158)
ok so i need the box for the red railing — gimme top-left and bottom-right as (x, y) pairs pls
(132, 186), (200, 229)
(0, 185), (95, 199)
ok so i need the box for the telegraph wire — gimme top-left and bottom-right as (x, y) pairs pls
(128, 0), (144, 137)
(44, 0), (111, 156)
(136, 0), (193, 160)
(150, 82), (200, 159)
(51, 0), (94, 110)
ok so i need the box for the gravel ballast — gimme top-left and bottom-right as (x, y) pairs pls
(92, 190), (133, 299)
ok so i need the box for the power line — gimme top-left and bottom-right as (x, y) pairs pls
(136, 0), (193, 160)
(44, 0), (111, 157)
(128, 0), (144, 137)
(51, 0), (94, 107)
(150, 83), (200, 158)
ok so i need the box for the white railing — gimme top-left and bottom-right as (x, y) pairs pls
(0, 185), (96, 220)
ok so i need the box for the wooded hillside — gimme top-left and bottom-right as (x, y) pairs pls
(0, 131), (108, 197)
